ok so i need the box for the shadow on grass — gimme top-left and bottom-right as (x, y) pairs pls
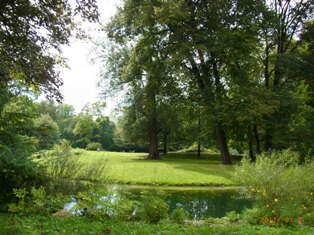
(128, 152), (243, 184)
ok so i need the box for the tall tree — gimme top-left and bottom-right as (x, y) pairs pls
(259, 0), (314, 151)
(0, 0), (100, 100)
(153, 0), (265, 164)
(106, 0), (176, 159)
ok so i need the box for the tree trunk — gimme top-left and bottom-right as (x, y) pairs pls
(215, 124), (232, 164)
(197, 116), (201, 158)
(253, 124), (261, 155)
(248, 139), (255, 162)
(197, 142), (201, 158)
(148, 111), (159, 160)
(163, 131), (168, 155)
(264, 128), (272, 153)
(147, 97), (159, 160)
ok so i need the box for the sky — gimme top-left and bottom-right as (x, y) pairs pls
(59, 0), (121, 115)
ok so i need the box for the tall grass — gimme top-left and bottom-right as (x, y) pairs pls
(234, 150), (314, 226)
(42, 142), (109, 195)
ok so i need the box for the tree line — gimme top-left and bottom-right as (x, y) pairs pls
(96, 0), (314, 163)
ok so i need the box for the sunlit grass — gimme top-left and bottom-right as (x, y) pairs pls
(74, 151), (240, 186)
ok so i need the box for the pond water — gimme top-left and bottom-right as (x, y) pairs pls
(64, 186), (251, 219)
(125, 187), (251, 219)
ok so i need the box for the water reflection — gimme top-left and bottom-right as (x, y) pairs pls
(164, 190), (251, 219)
(64, 187), (251, 219)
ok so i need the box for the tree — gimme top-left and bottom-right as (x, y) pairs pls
(34, 114), (60, 149)
(95, 116), (115, 150)
(0, 0), (100, 100)
(106, 1), (176, 159)
(55, 104), (77, 141)
(258, 0), (314, 151)
(73, 115), (98, 148)
(36, 101), (77, 142)
(151, 0), (266, 164)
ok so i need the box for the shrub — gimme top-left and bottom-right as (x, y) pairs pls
(234, 150), (314, 226)
(0, 145), (46, 206)
(44, 155), (84, 195)
(75, 190), (137, 220)
(225, 211), (240, 223)
(44, 154), (108, 194)
(86, 142), (103, 151)
(170, 207), (187, 223)
(8, 187), (66, 215)
(49, 139), (72, 157)
(135, 191), (169, 223)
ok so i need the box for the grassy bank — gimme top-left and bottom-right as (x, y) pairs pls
(1, 213), (313, 235)
(71, 151), (239, 186)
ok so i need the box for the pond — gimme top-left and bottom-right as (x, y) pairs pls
(124, 187), (251, 219)
(64, 186), (251, 219)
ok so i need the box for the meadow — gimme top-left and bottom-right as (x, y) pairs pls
(73, 151), (239, 186)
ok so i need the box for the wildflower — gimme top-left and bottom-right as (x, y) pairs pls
(274, 198), (279, 202)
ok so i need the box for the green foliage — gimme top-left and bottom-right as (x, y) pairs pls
(49, 140), (73, 157)
(86, 142), (103, 151)
(170, 207), (187, 223)
(75, 190), (137, 220)
(0, 145), (46, 205)
(1, 213), (314, 235)
(43, 152), (108, 194)
(73, 115), (98, 148)
(0, 0), (99, 100)
(235, 150), (314, 226)
(8, 187), (65, 215)
(241, 207), (268, 225)
(44, 155), (84, 195)
(225, 211), (240, 223)
(34, 114), (60, 149)
(135, 191), (169, 223)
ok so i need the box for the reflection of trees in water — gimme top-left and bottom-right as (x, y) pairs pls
(190, 198), (209, 219)
(167, 191), (251, 219)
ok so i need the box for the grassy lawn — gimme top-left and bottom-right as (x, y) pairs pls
(74, 151), (239, 186)
(1, 214), (313, 235)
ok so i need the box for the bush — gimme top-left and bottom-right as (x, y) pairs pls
(135, 191), (169, 223)
(49, 140), (72, 157)
(86, 142), (103, 151)
(0, 145), (46, 206)
(234, 150), (314, 226)
(170, 207), (187, 223)
(8, 187), (66, 215)
(225, 211), (240, 223)
(43, 154), (108, 194)
(75, 190), (137, 220)
(44, 155), (84, 195)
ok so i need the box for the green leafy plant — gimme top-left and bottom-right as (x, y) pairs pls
(235, 150), (314, 226)
(0, 145), (46, 205)
(86, 142), (103, 151)
(74, 189), (137, 220)
(49, 140), (73, 157)
(135, 191), (169, 223)
(225, 211), (240, 223)
(8, 187), (65, 215)
(170, 207), (187, 223)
